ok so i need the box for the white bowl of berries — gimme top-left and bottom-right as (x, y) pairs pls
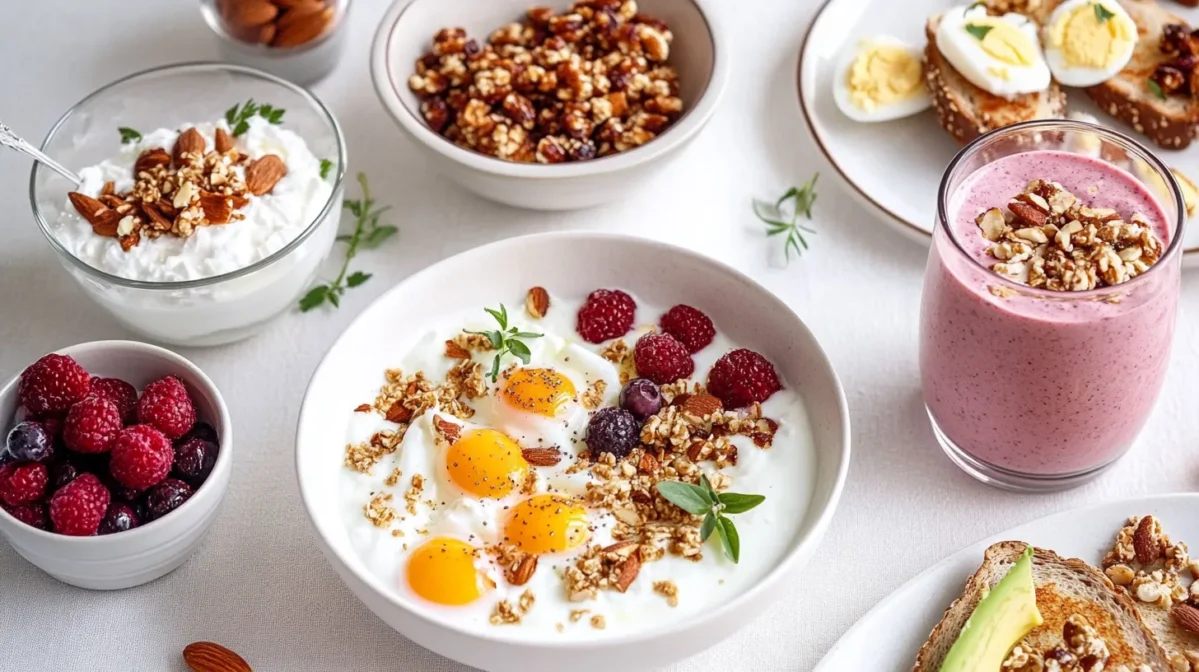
(0, 341), (232, 590)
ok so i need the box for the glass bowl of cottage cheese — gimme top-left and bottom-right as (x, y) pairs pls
(29, 62), (346, 347)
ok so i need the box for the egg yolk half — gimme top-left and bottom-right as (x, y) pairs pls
(446, 428), (528, 498)
(1048, 3), (1133, 70)
(966, 17), (1038, 70)
(501, 368), (576, 417)
(504, 494), (589, 554)
(406, 537), (493, 606)
(847, 42), (924, 111)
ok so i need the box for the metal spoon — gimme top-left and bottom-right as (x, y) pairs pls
(0, 121), (80, 186)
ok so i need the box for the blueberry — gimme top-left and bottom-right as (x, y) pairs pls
(143, 479), (193, 522)
(585, 407), (640, 459)
(619, 378), (662, 420)
(98, 502), (140, 535)
(179, 422), (218, 445)
(7, 421), (53, 463)
(49, 461), (81, 490)
(172, 437), (218, 487)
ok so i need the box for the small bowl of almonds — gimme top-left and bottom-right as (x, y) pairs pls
(200, 0), (352, 85)
(370, 0), (728, 210)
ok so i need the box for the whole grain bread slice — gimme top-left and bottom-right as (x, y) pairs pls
(923, 14), (1068, 145)
(1085, 0), (1199, 149)
(912, 542), (1174, 672)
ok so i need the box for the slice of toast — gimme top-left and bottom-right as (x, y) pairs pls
(1086, 0), (1199, 149)
(912, 542), (1174, 671)
(924, 15), (1068, 145)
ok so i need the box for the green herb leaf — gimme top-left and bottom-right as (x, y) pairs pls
(700, 513), (718, 542)
(965, 23), (994, 41)
(118, 127), (142, 144)
(656, 481), (714, 516)
(1149, 79), (1166, 100)
(508, 339), (532, 364)
(320, 159), (333, 180)
(717, 517), (741, 563)
(756, 173), (819, 265)
(298, 173), (397, 313)
(485, 306), (507, 329)
(717, 492), (766, 514)
(472, 304), (542, 381)
(226, 98), (284, 137)
(512, 331), (544, 340)
(298, 285), (329, 312)
(1093, 2), (1115, 22)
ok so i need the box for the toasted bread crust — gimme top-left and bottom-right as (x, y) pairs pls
(1087, 84), (1198, 148)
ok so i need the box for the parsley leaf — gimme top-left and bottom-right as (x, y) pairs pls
(320, 158), (333, 180)
(118, 127), (142, 144)
(225, 99), (286, 137)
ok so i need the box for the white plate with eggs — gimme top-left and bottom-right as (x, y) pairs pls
(295, 232), (851, 672)
(798, 0), (1199, 264)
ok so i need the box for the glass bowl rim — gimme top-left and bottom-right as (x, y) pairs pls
(28, 61), (347, 292)
(935, 119), (1188, 300)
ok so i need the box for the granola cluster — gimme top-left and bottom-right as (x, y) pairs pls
(975, 180), (1165, 292)
(408, 1), (684, 163)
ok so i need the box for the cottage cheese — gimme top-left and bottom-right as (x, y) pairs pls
(53, 116), (332, 282)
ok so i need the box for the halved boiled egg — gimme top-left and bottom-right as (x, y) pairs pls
(445, 427), (528, 498)
(503, 494), (589, 554)
(406, 537), (493, 606)
(501, 367), (576, 417)
(936, 5), (1051, 98)
(1043, 0), (1136, 87)
(833, 36), (932, 122)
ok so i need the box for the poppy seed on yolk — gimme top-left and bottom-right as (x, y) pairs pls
(445, 428), (528, 498)
(501, 368), (576, 417)
(406, 537), (490, 606)
(503, 494), (589, 554)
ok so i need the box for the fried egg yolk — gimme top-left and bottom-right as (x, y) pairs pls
(501, 368), (576, 417)
(503, 494), (589, 554)
(406, 537), (492, 606)
(446, 428), (528, 498)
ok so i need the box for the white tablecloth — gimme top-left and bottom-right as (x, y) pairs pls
(3, 1), (1197, 670)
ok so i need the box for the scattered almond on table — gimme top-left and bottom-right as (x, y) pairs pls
(182, 641), (252, 672)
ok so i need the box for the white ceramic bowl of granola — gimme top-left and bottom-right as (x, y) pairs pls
(369, 0), (728, 211)
(295, 232), (850, 672)
(29, 62), (347, 348)
(0, 340), (233, 590)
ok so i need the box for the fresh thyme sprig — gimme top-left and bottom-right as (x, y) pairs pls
(656, 476), (764, 564)
(754, 173), (819, 263)
(118, 127), (142, 144)
(298, 172), (397, 312)
(466, 304), (543, 382)
(224, 99), (286, 137)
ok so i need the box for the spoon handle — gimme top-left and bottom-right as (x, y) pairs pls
(0, 121), (81, 186)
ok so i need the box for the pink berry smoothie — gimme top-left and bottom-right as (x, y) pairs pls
(920, 150), (1180, 477)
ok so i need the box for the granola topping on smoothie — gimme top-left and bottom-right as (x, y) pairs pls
(975, 179), (1166, 292)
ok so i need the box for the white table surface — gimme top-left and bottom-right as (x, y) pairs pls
(3, 1), (1198, 670)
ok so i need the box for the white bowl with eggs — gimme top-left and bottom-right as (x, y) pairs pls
(295, 232), (850, 672)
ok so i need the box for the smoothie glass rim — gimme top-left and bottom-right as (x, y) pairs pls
(935, 119), (1187, 299)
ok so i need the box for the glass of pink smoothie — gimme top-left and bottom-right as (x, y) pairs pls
(920, 120), (1186, 492)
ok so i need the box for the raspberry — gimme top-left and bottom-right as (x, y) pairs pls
(172, 437), (219, 487)
(585, 407), (640, 459)
(63, 396), (123, 454)
(98, 502), (140, 535)
(18, 354), (91, 415)
(88, 378), (138, 424)
(633, 332), (694, 385)
(576, 289), (636, 343)
(109, 425), (174, 490)
(659, 304), (716, 353)
(144, 478), (193, 522)
(0, 462), (49, 507)
(49, 473), (110, 536)
(2, 501), (48, 530)
(707, 349), (782, 409)
(136, 376), (196, 439)
(7, 421), (54, 463)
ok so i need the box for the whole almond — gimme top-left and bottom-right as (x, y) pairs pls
(272, 6), (333, 48)
(173, 128), (206, 167)
(92, 210), (121, 237)
(434, 416), (461, 443)
(510, 555), (538, 586)
(1134, 515), (1160, 565)
(637, 452), (660, 474)
(445, 340), (471, 360)
(602, 540), (638, 555)
(214, 128), (235, 154)
(614, 553), (641, 592)
(680, 393), (722, 418)
(521, 447), (561, 466)
(200, 194), (233, 225)
(245, 154), (287, 195)
(141, 202), (173, 229)
(182, 641), (252, 672)
(100, 194), (125, 209)
(257, 23), (277, 44)
(134, 147), (171, 175)
(385, 401), (412, 424)
(227, 0), (278, 27)
(277, 0), (326, 29)
(526, 286), (550, 319)
(101, 181), (115, 196)
(68, 192), (107, 223)
(1008, 199), (1049, 229)
(1173, 604), (1199, 635)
